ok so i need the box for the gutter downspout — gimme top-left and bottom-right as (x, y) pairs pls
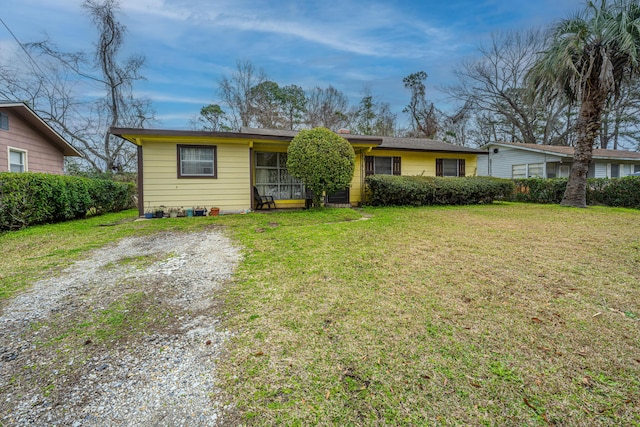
(136, 141), (144, 217)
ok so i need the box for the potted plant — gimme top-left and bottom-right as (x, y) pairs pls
(168, 207), (179, 218)
(194, 206), (207, 217)
(209, 207), (220, 216)
(144, 208), (154, 219)
(154, 205), (166, 218)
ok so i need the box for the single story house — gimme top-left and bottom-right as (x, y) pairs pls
(109, 127), (486, 215)
(477, 142), (640, 179)
(0, 101), (82, 173)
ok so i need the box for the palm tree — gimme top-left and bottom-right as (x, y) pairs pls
(528, 0), (640, 207)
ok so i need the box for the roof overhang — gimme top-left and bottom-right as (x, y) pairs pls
(0, 102), (82, 157)
(109, 127), (383, 150)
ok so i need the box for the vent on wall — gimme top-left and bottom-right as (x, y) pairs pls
(493, 148), (499, 153)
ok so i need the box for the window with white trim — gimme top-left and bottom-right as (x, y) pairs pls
(610, 163), (620, 178)
(528, 163), (544, 177)
(512, 164), (526, 179)
(177, 145), (216, 178)
(9, 148), (26, 172)
(255, 152), (304, 200)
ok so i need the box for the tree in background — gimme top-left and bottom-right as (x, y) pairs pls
(598, 79), (640, 149)
(449, 29), (572, 147)
(305, 85), (349, 131)
(286, 127), (355, 207)
(0, 0), (154, 173)
(249, 81), (283, 129)
(249, 81), (307, 130)
(219, 60), (267, 130)
(190, 104), (230, 131)
(348, 88), (397, 136)
(529, 0), (640, 207)
(402, 71), (439, 138)
(279, 84), (307, 130)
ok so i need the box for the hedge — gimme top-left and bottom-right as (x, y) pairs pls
(365, 175), (515, 206)
(0, 172), (136, 231)
(512, 177), (640, 208)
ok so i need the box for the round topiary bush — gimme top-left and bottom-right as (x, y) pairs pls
(287, 127), (355, 207)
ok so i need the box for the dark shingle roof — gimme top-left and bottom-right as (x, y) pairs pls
(377, 136), (485, 153)
(241, 128), (484, 153)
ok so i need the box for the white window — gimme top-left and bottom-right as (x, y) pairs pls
(512, 164), (526, 179)
(8, 148), (26, 172)
(177, 145), (216, 178)
(528, 163), (544, 178)
(559, 165), (570, 178)
(255, 152), (304, 200)
(609, 163), (620, 178)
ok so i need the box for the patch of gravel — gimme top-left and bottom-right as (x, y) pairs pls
(0, 229), (241, 426)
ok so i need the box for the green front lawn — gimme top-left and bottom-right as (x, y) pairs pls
(1, 204), (639, 425)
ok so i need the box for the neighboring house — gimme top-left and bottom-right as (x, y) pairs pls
(110, 127), (486, 215)
(0, 101), (82, 174)
(478, 142), (640, 179)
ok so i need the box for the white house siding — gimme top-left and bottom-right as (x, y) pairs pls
(477, 155), (489, 176)
(484, 146), (564, 178)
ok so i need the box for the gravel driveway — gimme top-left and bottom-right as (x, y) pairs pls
(0, 229), (241, 426)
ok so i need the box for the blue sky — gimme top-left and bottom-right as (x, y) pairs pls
(1, 0), (585, 129)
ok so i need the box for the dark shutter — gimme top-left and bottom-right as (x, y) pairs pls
(458, 159), (465, 177)
(436, 158), (443, 177)
(392, 157), (401, 175)
(365, 156), (374, 176)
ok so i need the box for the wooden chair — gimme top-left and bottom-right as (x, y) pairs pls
(253, 186), (276, 210)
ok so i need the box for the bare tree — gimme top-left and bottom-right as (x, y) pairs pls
(305, 85), (349, 131)
(0, 0), (154, 172)
(449, 29), (571, 146)
(599, 78), (640, 150)
(218, 60), (267, 130)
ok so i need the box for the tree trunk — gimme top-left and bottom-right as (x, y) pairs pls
(561, 94), (605, 208)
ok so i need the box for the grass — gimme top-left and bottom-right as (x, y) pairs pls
(1, 204), (639, 425)
(217, 203), (640, 426)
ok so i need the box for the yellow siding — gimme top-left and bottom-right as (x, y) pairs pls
(140, 137), (480, 211)
(349, 150), (479, 205)
(142, 140), (251, 211)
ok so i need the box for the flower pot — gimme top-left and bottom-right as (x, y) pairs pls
(154, 210), (164, 219)
(194, 209), (206, 217)
(169, 211), (178, 218)
(186, 208), (193, 217)
(209, 207), (220, 216)
(144, 212), (154, 219)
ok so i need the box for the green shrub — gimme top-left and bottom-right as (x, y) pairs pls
(512, 178), (568, 204)
(287, 127), (355, 207)
(0, 173), (135, 231)
(511, 177), (640, 208)
(365, 175), (514, 206)
(587, 176), (640, 208)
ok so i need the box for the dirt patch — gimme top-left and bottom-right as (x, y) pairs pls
(0, 230), (241, 426)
